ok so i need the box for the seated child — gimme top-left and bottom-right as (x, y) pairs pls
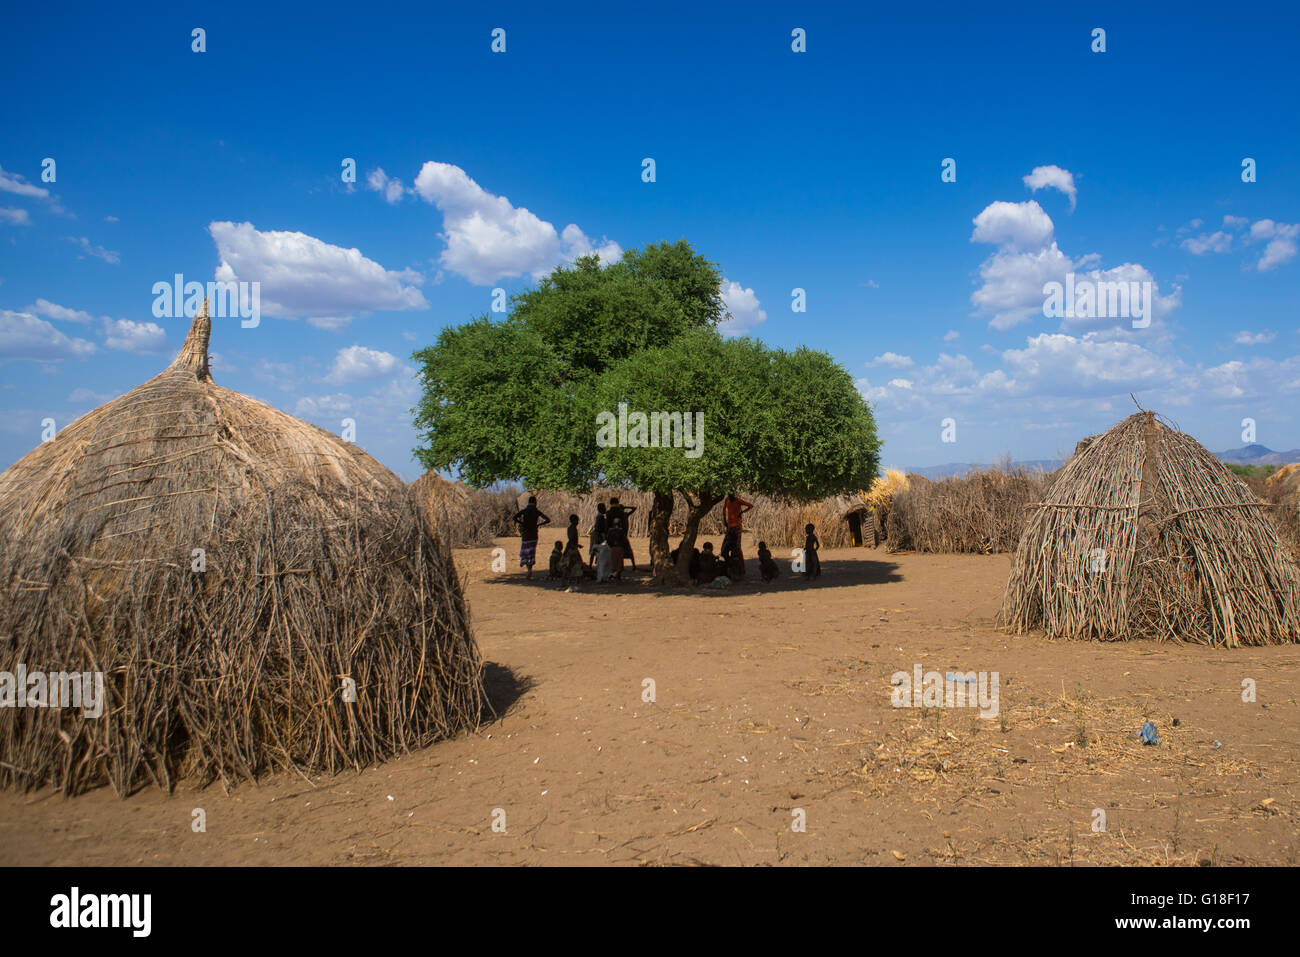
(725, 548), (745, 581)
(606, 523), (628, 581)
(562, 539), (585, 587)
(547, 541), (564, 580)
(803, 523), (821, 580)
(697, 542), (719, 584)
(758, 541), (779, 582)
(594, 542), (613, 583)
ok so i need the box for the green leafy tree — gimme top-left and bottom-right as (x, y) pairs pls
(414, 241), (725, 488)
(412, 240), (881, 584)
(595, 329), (881, 579)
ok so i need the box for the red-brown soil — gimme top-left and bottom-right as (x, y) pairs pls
(2, 535), (1297, 865)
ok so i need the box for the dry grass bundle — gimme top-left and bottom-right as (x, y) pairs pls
(856, 469), (909, 544)
(1000, 411), (1300, 646)
(410, 473), (515, 547)
(1263, 464), (1300, 561)
(0, 306), (484, 797)
(862, 469), (909, 512)
(1266, 462), (1300, 490)
(887, 466), (1045, 554)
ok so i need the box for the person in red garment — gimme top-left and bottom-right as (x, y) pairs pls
(721, 491), (753, 574)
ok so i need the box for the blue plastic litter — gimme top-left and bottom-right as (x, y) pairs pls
(1137, 722), (1159, 746)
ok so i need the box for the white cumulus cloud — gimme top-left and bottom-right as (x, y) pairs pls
(209, 221), (428, 328)
(867, 352), (914, 368)
(971, 196), (1176, 333)
(1022, 165), (1077, 211)
(1181, 231), (1234, 255)
(972, 241), (1074, 331)
(1233, 330), (1276, 345)
(104, 318), (168, 353)
(366, 167), (406, 204)
(28, 299), (98, 323)
(325, 345), (404, 384)
(1248, 219), (1299, 271)
(718, 280), (767, 336)
(0, 310), (97, 361)
(971, 200), (1055, 250)
(0, 166), (49, 200)
(65, 236), (119, 264)
(410, 161), (620, 285)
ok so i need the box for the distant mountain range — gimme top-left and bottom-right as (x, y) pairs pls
(1214, 444), (1300, 466)
(904, 445), (1300, 480)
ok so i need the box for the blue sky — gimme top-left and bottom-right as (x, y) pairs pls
(2, 1), (1298, 481)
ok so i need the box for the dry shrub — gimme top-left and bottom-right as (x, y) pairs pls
(1000, 411), (1300, 646)
(887, 465), (1046, 554)
(0, 309), (484, 796)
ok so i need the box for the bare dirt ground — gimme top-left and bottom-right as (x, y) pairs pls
(2, 534), (1297, 866)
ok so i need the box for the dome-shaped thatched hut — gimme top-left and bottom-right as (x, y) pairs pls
(0, 304), (483, 795)
(1000, 411), (1300, 646)
(409, 472), (502, 548)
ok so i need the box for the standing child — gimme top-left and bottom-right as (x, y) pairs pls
(803, 523), (821, 580)
(588, 502), (608, 567)
(562, 514), (584, 587)
(606, 522), (628, 581)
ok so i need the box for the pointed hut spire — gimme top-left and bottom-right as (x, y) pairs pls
(169, 298), (212, 380)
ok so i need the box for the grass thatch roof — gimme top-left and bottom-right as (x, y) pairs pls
(409, 472), (509, 548)
(1000, 411), (1300, 646)
(0, 304), (483, 796)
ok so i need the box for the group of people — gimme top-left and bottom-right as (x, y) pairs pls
(511, 494), (640, 586)
(510, 492), (822, 587)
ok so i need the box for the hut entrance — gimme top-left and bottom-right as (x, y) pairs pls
(847, 512), (863, 547)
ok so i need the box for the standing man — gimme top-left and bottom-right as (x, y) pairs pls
(721, 491), (753, 574)
(606, 496), (638, 571)
(512, 495), (551, 580)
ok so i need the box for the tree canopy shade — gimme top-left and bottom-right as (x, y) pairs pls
(412, 240), (882, 582)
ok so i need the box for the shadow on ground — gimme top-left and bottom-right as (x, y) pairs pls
(479, 661), (534, 721)
(479, 556), (903, 597)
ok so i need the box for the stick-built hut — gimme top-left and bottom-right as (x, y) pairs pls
(0, 304), (483, 796)
(1000, 411), (1300, 646)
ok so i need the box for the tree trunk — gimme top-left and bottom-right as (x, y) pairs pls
(671, 492), (723, 583)
(647, 490), (676, 582)
(649, 490), (723, 586)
